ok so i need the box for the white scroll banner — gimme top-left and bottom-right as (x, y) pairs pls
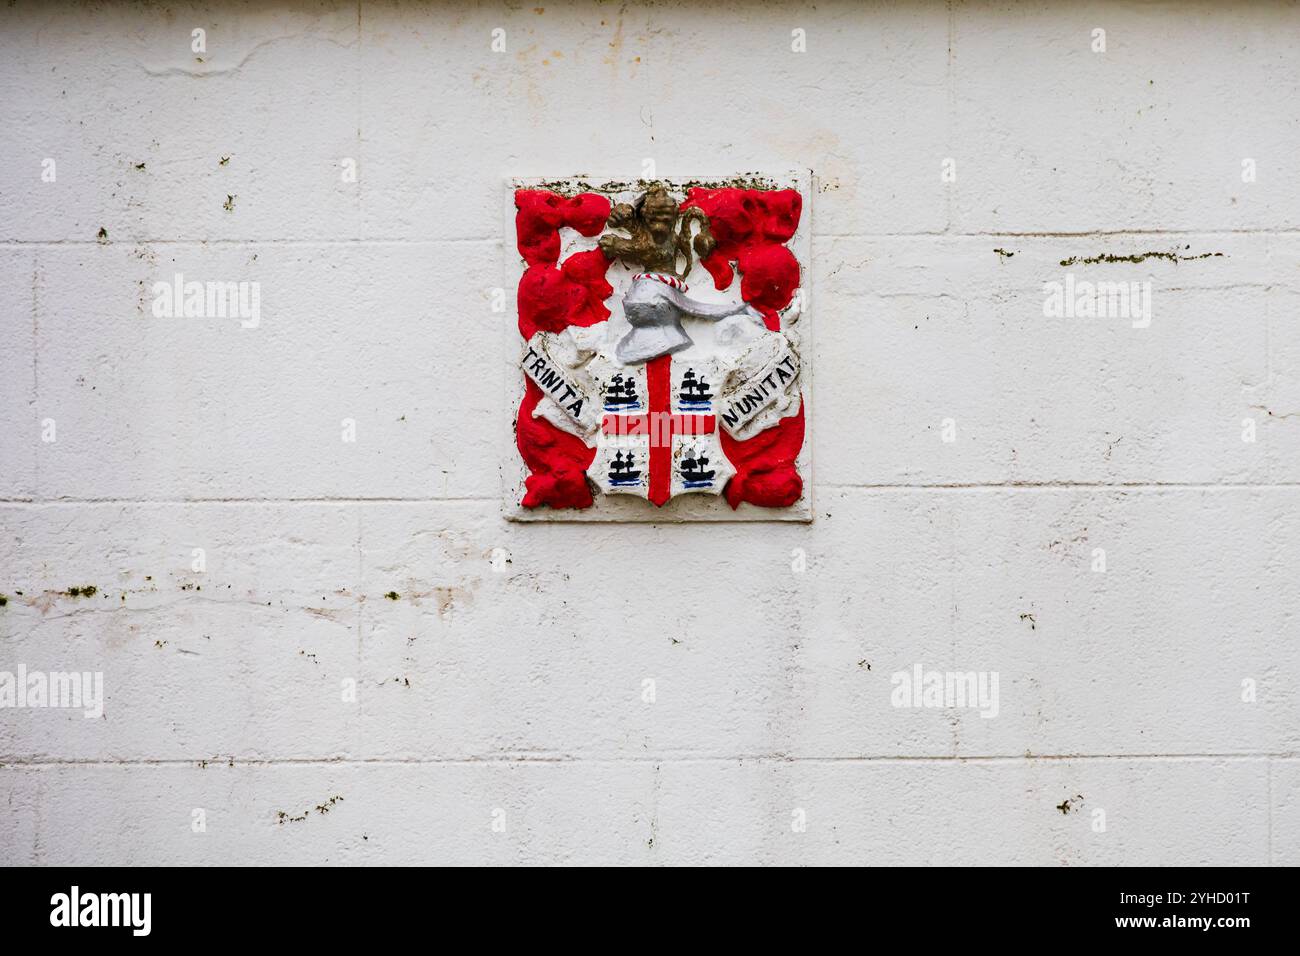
(718, 338), (800, 439)
(521, 332), (601, 436)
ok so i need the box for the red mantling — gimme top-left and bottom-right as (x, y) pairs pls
(514, 189), (611, 509)
(682, 187), (805, 509)
(514, 190), (610, 267)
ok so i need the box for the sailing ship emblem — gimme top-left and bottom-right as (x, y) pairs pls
(603, 373), (641, 411)
(678, 368), (713, 409)
(679, 445), (716, 488)
(607, 449), (643, 487)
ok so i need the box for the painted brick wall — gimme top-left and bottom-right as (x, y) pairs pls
(2, 0), (1297, 865)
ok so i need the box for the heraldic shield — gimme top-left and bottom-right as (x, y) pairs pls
(592, 352), (735, 505)
(506, 174), (812, 522)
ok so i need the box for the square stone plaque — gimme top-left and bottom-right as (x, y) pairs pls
(502, 172), (811, 521)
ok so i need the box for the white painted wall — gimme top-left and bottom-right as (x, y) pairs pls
(1, 0), (1297, 865)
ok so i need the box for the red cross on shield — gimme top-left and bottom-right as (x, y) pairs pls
(601, 355), (715, 506)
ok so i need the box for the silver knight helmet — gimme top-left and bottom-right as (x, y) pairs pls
(616, 273), (761, 365)
(598, 185), (762, 364)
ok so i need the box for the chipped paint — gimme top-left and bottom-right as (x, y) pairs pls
(1058, 250), (1224, 267)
